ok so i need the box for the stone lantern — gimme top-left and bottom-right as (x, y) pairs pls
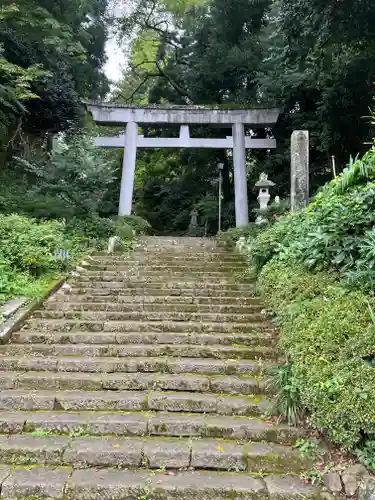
(255, 173), (275, 224)
(188, 208), (200, 236)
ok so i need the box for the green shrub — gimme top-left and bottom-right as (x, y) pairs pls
(322, 147), (375, 196)
(65, 216), (116, 246)
(243, 180), (375, 279)
(357, 440), (375, 471)
(0, 212), (140, 301)
(230, 148), (375, 280)
(0, 214), (81, 301)
(252, 198), (289, 221)
(258, 258), (375, 450)
(113, 219), (135, 241)
(66, 215), (144, 247)
(246, 146), (375, 454)
(344, 230), (375, 290)
(0, 214), (69, 276)
(217, 224), (260, 248)
(16, 135), (116, 219)
(116, 215), (152, 235)
(243, 211), (309, 272)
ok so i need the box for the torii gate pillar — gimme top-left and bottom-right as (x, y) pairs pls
(232, 123), (249, 226)
(119, 121), (138, 216)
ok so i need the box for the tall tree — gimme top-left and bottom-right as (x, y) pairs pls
(258, 0), (375, 191)
(0, 0), (109, 152)
(117, 0), (273, 232)
(116, 0), (375, 232)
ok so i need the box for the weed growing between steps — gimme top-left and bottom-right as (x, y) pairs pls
(219, 145), (375, 469)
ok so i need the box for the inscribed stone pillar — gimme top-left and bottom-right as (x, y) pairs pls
(232, 123), (249, 227)
(291, 130), (309, 211)
(119, 121), (138, 216)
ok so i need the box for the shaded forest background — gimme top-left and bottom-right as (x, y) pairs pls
(1, 0), (375, 234)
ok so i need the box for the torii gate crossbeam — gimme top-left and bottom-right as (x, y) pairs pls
(87, 104), (280, 227)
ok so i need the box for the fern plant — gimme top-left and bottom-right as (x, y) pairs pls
(344, 230), (375, 290)
(323, 147), (375, 196)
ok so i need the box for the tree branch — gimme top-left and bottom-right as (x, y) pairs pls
(145, 0), (158, 26)
(131, 60), (157, 70)
(119, 73), (159, 103)
(155, 60), (193, 103)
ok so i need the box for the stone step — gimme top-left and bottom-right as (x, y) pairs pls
(3, 343), (274, 360)
(80, 260), (248, 275)
(0, 390), (269, 415)
(70, 287), (256, 298)
(138, 249), (236, 255)
(24, 319), (269, 334)
(137, 239), (220, 248)
(79, 270), (247, 279)
(0, 434), (309, 473)
(73, 278), (254, 288)
(0, 466), (319, 499)
(12, 330), (274, 347)
(92, 253), (245, 262)
(0, 238), (321, 497)
(44, 301), (262, 314)
(55, 294), (262, 305)
(69, 280), (255, 289)
(34, 310), (265, 324)
(0, 411), (300, 444)
(135, 249), (237, 256)
(0, 370), (269, 395)
(0, 356), (269, 376)
(86, 263), (247, 272)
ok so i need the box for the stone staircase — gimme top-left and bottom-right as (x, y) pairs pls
(0, 237), (320, 498)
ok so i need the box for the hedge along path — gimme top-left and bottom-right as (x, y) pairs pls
(0, 237), (321, 499)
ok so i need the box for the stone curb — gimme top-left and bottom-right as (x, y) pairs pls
(0, 277), (66, 345)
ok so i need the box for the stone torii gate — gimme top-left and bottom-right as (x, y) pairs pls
(87, 104), (280, 227)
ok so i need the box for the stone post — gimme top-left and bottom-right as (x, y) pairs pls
(232, 123), (249, 227)
(119, 121), (138, 216)
(291, 130), (309, 211)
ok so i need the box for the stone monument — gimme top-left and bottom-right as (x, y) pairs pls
(291, 130), (309, 211)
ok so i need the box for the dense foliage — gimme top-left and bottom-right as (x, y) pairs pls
(2, 0), (375, 235)
(245, 147), (375, 289)
(0, 0), (116, 246)
(115, 0), (375, 231)
(0, 215), (79, 301)
(259, 260), (375, 451)
(0, 0), (109, 148)
(0, 133), (150, 302)
(228, 145), (375, 461)
(116, 215), (152, 235)
(0, 210), (151, 302)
